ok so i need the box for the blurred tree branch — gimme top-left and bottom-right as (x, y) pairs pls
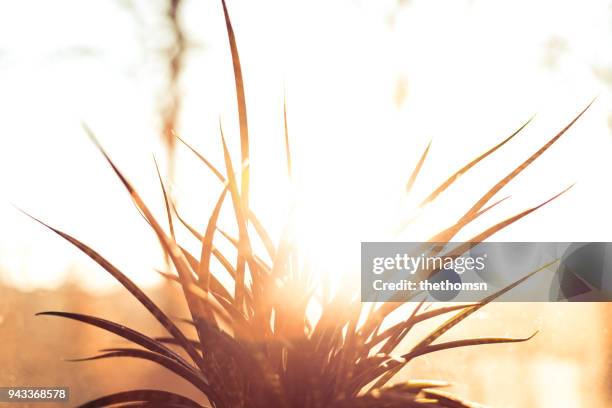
(118, 0), (188, 172)
(162, 0), (186, 162)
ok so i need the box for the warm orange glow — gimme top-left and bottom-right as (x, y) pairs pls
(0, 2), (611, 407)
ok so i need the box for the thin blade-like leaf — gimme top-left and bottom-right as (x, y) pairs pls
(153, 156), (175, 240)
(78, 390), (203, 408)
(198, 187), (228, 293)
(405, 139), (432, 194)
(221, 0), (250, 209)
(37, 311), (193, 370)
(69, 349), (215, 400)
(220, 124), (251, 308)
(461, 100), (593, 221)
(22, 211), (205, 371)
(405, 332), (538, 359)
(420, 117), (534, 206)
(176, 135), (225, 182)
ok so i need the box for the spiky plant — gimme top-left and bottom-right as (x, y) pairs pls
(27, 1), (592, 407)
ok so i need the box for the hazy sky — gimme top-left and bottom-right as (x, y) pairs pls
(1, 0), (611, 291)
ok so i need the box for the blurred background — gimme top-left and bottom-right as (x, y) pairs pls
(0, 0), (611, 406)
